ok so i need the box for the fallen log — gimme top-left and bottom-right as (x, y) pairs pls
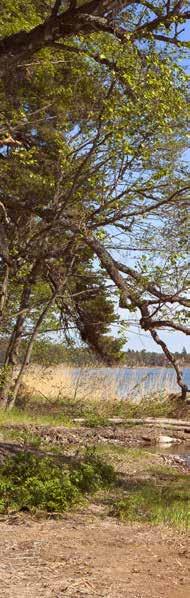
(73, 417), (190, 430)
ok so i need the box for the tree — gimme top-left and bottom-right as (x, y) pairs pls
(0, 1), (190, 72)
(182, 346), (187, 357)
(0, 1), (189, 407)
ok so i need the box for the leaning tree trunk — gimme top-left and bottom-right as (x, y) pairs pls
(0, 263), (10, 407)
(0, 262), (40, 408)
(7, 290), (58, 410)
(149, 329), (188, 400)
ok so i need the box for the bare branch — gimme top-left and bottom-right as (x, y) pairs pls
(141, 318), (190, 336)
(80, 229), (189, 396)
(114, 260), (190, 308)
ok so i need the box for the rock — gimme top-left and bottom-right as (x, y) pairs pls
(157, 435), (180, 445)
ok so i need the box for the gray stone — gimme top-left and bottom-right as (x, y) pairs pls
(158, 435), (180, 445)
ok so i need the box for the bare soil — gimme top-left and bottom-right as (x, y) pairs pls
(0, 512), (190, 598)
(0, 422), (190, 597)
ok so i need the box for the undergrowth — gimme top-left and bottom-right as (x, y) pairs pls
(0, 450), (115, 514)
(109, 469), (190, 528)
(0, 438), (189, 528)
(2, 392), (182, 427)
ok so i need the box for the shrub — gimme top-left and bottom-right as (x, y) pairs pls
(0, 450), (115, 514)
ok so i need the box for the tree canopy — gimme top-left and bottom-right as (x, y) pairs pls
(0, 1), (189, 406)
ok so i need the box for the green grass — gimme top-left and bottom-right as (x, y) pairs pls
(70, 394), (178, 420)
(0, 407), (73, 427)
(109, 467), (190, 529)
(0, 427), (43, 448)
(0, 381), (185, 434)
(84, 446), (190, 530)
(94, 443), (150, 466)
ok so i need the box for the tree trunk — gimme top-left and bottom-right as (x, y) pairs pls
(4, 282), (34, 368)
(7, 290), (58, 410)
(149, 329), (188, 400)
(0, 263), (40, 408)
(0, 263), (9, 318)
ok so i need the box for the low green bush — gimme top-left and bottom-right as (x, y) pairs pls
(0, 450), (115, 514)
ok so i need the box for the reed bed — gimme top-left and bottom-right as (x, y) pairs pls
(22, 364), (178, 403)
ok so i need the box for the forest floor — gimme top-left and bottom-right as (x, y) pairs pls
(0, 406), (190, 597)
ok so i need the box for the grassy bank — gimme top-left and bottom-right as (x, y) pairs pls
(2, 390), (188, 429)
(0, 368), (189, 529)
(96, 444), (190, 529)
(0, 442), (189, 528)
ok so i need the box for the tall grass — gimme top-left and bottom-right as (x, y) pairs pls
(21, 364), (178, 403)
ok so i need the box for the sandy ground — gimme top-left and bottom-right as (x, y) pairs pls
(0, 421), (190, 598)
(0, 512), (190, 598)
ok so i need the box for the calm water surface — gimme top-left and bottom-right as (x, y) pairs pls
(76, 367), (190, 398)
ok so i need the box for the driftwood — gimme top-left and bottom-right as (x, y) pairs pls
(73, 417), (190, 431)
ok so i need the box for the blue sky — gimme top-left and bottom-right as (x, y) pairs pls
(124, 21), (190, 353)
(126, 327), (190, 353)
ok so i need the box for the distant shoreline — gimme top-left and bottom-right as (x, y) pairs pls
(115, 365), (190, 370)
(72, 364), (190, 370)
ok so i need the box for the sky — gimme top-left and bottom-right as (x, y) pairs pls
(122, 21), (190, 354)
(126, 327), (190, 353)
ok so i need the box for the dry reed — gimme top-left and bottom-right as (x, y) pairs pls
(21, 364), (178, 403)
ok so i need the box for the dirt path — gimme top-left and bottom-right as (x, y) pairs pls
(0, 513), (190, 598)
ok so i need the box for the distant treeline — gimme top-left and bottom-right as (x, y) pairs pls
(0, 339), (189, 368)
(123, 348), (189, 368)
